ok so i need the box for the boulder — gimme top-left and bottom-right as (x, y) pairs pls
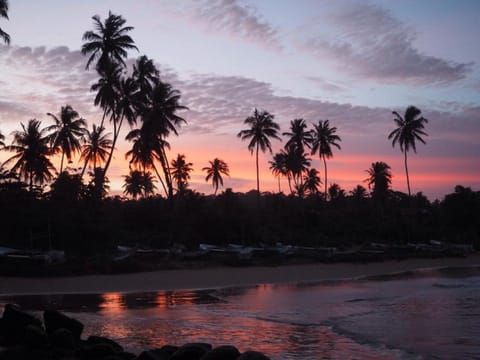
(50, 328), (75, 350)
(237, 351), (271, 360)
(136, 345), (179, 360)
(86, 335), (124, 352)
(2, 304), (42, 344)
(24, 324), (48, 348)
(200, 345), (241, 360)
(43, 309), (84, 342)
(77, 342), (118, 359)
(169, 343), (212, 360)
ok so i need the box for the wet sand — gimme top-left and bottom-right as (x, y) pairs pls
(0, 255), (479, 295)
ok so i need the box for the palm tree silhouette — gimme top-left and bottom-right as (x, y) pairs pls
(0, 0), (10, 45)
(170, 154), (193, 195)
(269, 152), (288, 193)
(81, 11), (138, 71)
(304, 168), (321, 196)
(284, 144), (310, 193)
(237, 109), (280, 196)
(46, 105), (87, 173)
(365, 161), (392, 201)
(123, 169), (156, 199)
(310, 120), (341, 200)
(140, 81), (187, 199)
(203, 158), (230, 195)
(388, 106), (428, 197)
(350, 185), (368, 202)
(133, 55), (160, 95)
(3, 119), (55, 190)
(80, 125), (112, 178)
(283, 118), (312, 152)
(0, 130), (5, 147)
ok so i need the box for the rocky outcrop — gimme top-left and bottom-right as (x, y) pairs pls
(0, 304), (271, 360)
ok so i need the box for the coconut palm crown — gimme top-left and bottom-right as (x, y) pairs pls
(203, 158), (230, 195)
(0, 0), (10, 45)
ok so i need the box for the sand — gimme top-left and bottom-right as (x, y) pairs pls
(0, 255), (479, 295)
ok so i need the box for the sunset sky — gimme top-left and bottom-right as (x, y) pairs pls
(0, 0), (479, 200)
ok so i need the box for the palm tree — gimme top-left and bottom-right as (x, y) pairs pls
(0, 130), (5, 147)
(349, 185), (368, 202)
(237, 109), (280, 196)
(328, 183), (346, 202)
(123, 169), (155, 199)
(133, 55), (160, 95)
(170, 154), (193, 195)
(203, 158), (230, 195)
(0, 0), (10, 45)
(283, 118), (312, 152)
(269, 152), (288, 193)
(2, 119), (55, 190)
(141, 81), (188, 199)
(388, 106), (428, 196)
(46, 105), (87, 173)
(304, 168), (321, 196)
(365, 161), (392, 201)
(81, 11), (138, 71)
(284, 144), (310, 192)
(80, 125), (112, 178)
(310, 120), (341, 200)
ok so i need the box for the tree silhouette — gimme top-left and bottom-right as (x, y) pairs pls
(388, 106), (428, 196)
(203, 158), (230, 195)
(3, 119), (55, 191)
(170, 154), (193, 195)
(133, 55), (160, 95)
(349, 185), (368, 202)
(0, 0), (10, 45)
(365, 161), (392, 202)
(304, 168), (321, 196)
(283, 118), (312, 152)
(328, 183), (346, 202)
(269, 152), (288, 193)
(81, 11), (138, 71)
(237, 109), (280, 196)
(123, 169), (156, 199)
(46, 105), (87, 173)
(310, 120), (341, 200)
(0, 130), (5, 147)
(80, 125), (112, 178)
(284, 144), (310, 193)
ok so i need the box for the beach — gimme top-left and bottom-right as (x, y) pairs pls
(1, 255), (479, 295)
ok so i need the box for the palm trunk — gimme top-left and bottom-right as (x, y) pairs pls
(255, 143), (260, 197)
(404, 150), (411, 196)
(80, 156), (89, 179)
(152, 163), (168, 198)
(323, 155), (328, 201)
(102, 114), (122, 181)
(277, 176), (281, 193)
(60, 152), (65, 173)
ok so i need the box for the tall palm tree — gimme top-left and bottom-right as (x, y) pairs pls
(388, 106), (428, 196)
(0, 0), (10, 45)
(304, 168), (321, 196)
(3, 119), (55, 190)
(237, 109), (280, 196)
(269, 152), (288, 193)
(81, 11), (138, 71)
(283, 118), (312, 152)
(80, 125), (112, 178)
(46, 105), (87, 173)
(203, 158), (230, 195)
(133, 55), (160, 95)
(365, 161), (392, 201)
(123, 169), (155, 199)
(170, 154), (193, 195)
(141, 81), (187, 199)
(284, 144), (310, 191)
(310, 120), (341, 200)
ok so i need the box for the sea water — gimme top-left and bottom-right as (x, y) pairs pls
(1, 266), (480, 359)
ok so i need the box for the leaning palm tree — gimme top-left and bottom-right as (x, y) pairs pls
(170, 154), (193, 195)
(0, 0), (10, 45)
(80, 125), (112, 178)
(388, 106), (428, 196)
(203, 158), (230, 195)
(46, 105), (87, 173)
(310, 120), (341, 200)
(81, 11), (138, 71)
(3, 119), (55, 191)
(237, 109), (280, 196)
(365, 161), (392, 202)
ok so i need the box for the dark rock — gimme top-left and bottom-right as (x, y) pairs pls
(87, 335), (123, 352)
(136, 345), (179, 360)
(170, 343), (212, 360)
(77, 342), (118, 359)
(200, 345), (241, 360)
(50, 328), (75, 350)
(43, 309), (84, 342)
(237, 351), (271, 360)
(2, 304), (42, 344)
(114, 351), (137, 360)
(24, 324), (48, 348)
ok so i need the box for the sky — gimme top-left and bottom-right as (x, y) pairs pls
(0, 0), (479, 200)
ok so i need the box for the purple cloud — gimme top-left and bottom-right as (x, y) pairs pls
(298, 2), (472, 85)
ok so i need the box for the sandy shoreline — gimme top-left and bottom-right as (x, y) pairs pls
(0, 255), (479, 296)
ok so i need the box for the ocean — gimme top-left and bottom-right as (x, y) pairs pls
(1, 265), (480, 359)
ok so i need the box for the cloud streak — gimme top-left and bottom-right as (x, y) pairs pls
(298, 2), (472, 85)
